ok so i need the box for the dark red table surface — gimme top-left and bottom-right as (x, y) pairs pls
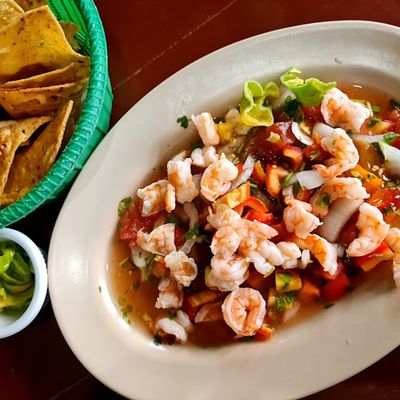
(2, 0), (400, 399)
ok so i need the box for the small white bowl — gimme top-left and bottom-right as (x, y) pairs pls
(0, 228), (47, 339)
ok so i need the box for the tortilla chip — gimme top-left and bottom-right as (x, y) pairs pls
(1, 101), (73, 202)
(0, 6), (88, 83)
(60, 21), (81, 52)
(0, 0), (24, 25)
(1, 62), (89, 89)
(0, 78), (87, 118)
(0, 115), (51, 196)
(13, 0), (46, 10)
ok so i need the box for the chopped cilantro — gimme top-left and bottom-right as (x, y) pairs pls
(118, 197), (132, 216)
(153, 334), (162, 346)
(121, 304), (133, 319)
(384, 132), (400, 144)
(190, 141), (202, 151)
(310, 150), (321, 161)
(277, 272), (292, 288)
(184, 223), (200, 240)
(166, 311), (177, 319)
(372, 105), (381, 113)
(316, 193), (331, 208)
(324, 303), (335, 309)
(389, 99), (400, 110)
(167, 214), (181, 225)
(273, 292), (296, 312)
(119, 257), (130, 269)
(132, 280), (140, 291)
(98, 286), (102, 293)
(367, 118), (380, 128)
(177, 115), (189, 128)
(282, 172), (295, 188)
(282, 97), (302, 119)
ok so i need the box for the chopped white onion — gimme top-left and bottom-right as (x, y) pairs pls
(296, 170), (326, 190)
(352, 133), (387, 144)
(282, 184), (294, 198)
(179, 239), (196, 255)
(230, 155), (255, 190)
(271, 87), (296, 110)
(334, 244), (346, 258)
(313, 122), (334, 137)
(291, 121), (314, 145)
(282, 302), (301, 323)
(130, 245), (151, 269)
(379, 142), (400, 176)
(299, 250), (311, 269)
(183, 202), (198, 229)
(317, 198), (363, 243)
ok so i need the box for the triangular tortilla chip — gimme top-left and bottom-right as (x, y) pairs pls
(60, 21), (81, 52)
(0, 6), (88, 83)
(2, 101), (73, 203)
(0, 0), (24, 25)
(0, 78), (87, 118)
(14, 0), (46, 10)
(1, 61), (89, 89)
(0, 115), (50, 196)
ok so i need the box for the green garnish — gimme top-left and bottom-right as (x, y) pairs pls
(282, 172), (295, 188)
(316, 193), (331, 208)
(153, 334), (162, 346)
(167, 214), (181, 225)
(324, 303), (335, 309)
(184, 224), (200, 240)
(177, 115), (189, 128)
(190, 141), (202, 151)
(273, 292), (297, 312)
(383, 132), (400, 144)
(280, 67), (336, 106)
(366, 118), (380, 128)
(277, 272), (292, 289)
(372, 105), (381, 113)
(282, 97), (302, 119)
(119, 257), (130, 269)
(310, 150), (321, 161)
(166, 311), (177, 319)
(389, 99), (400, 110)
(118, 197), (132, 217)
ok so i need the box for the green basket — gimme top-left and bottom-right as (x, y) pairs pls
(0, 0), (113, 227)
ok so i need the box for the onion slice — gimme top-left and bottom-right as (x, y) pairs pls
(296, 170), (326, 190)
(313, 122), (334, 137)
(291, 122), (314, 145)
(317, 198), (363, 243)
(230, 155), (255, 190)
(352, 133), (387, 144)
(379, 142), (400, 176)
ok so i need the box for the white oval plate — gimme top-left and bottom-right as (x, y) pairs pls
(49, 21), (400, 400)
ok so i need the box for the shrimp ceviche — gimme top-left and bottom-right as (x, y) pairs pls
(112, 67), (400, 346)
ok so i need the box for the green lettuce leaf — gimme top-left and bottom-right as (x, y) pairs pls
(280, 67), (336, 106)
(239, 80), (279, 127)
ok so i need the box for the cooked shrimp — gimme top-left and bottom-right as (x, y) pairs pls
(384, 228), (400, 288)
(294, 234), (338, 275)
(283, 197), (321, 238)
(155, 276), (183, 309)
(221, 288), (266, 337)
(310, 177), (369, 217)
(321, 88), (370, 133)
(191, 112), (220, 146)
(137, 179), (175, 216)
(347, 203), (389, 257)
(207, 203), (241, 229)
(194, 301), (223, 323)
(314, 128), (359, 178)
(210, 224), (241, 256)
(200, 153), (238, 201)
(206, 254), (249, 292)
(136, 223), (176, 256)
(155, 310), (192, 343)
(232, 219), (282, 275)
(167, 158), (199, 203)
(164, 251), (198, 287)
(276, 241), (302, 269)
(191, 145), (218, 168)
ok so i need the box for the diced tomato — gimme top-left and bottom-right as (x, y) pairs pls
(354, 241), (394, 272)
(360, 119), (395, 135)
(368, 187), (400, 224)
(265, 122), (297, 149)
(236, 162), (244, 175)
(298, 278), (321, 303)
(119, 199), (158, 241)
(269, 221), (290, 243)
(256, 323), (274, 340)
(251, 160), (266, 186)
(265, 164), (289, 198)
(295, 188), (313, 203)
(244, 210), (274, 224)
(314, 261), (344, 281)
(391, 137), (400, 149)
(235, 196), (269, 215)
(302, 105), (324, 122)
(246, 269), (272, 290)
(152, 259), (168, 278)
(282, 145), (304, 171)
(303, 142), (330, 163)
(174, 226), (186, 247)
(322, 273), (350, 302)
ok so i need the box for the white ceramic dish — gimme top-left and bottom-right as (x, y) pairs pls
(49, 21), (400, 400)
(0, 228), (47, 339)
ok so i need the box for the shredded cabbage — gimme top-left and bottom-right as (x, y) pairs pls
(280, 67), (336, 106)
(239, 80), (279, 127)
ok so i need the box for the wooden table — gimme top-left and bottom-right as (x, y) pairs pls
(2, 0), (400, 399)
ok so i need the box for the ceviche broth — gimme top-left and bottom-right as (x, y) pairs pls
(109, 68), (400, 347)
